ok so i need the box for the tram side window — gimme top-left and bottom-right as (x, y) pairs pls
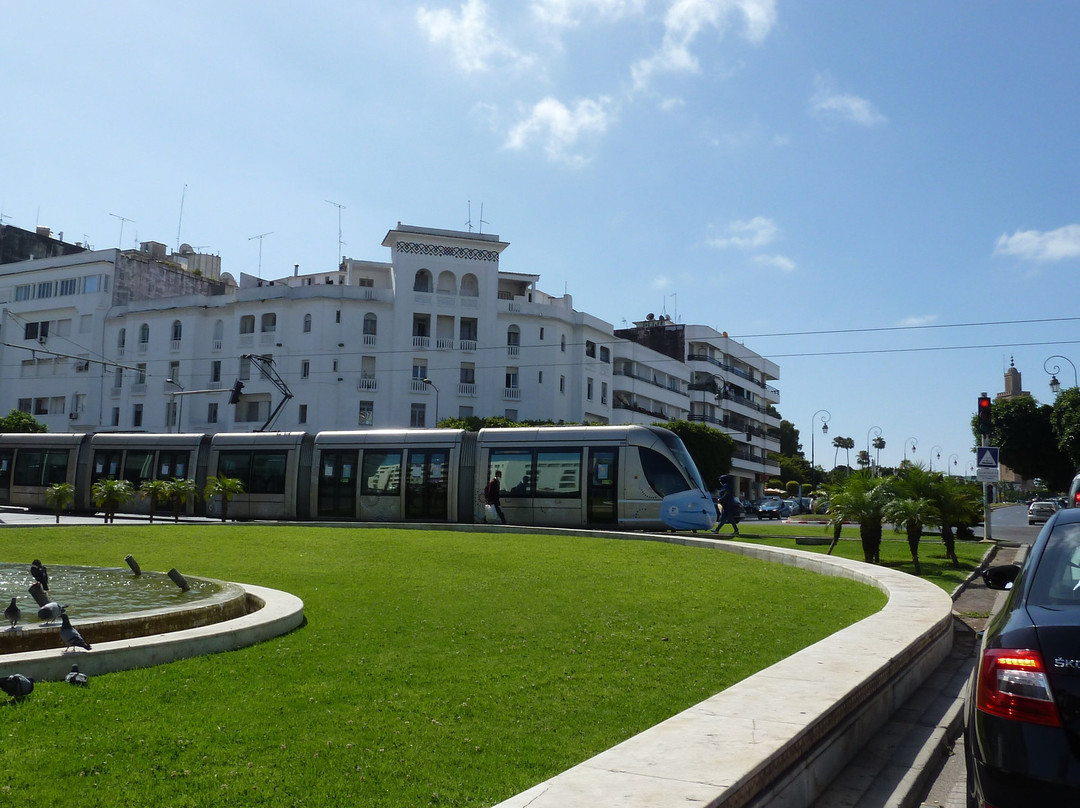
(639, 447), (691, 497)
(123, 451), (154, 486)
(490, 449), (532, 498)
(361, 451), (401, 495)
(0, 451), (11, 487)
(92, 450), (123, 482)
(159, 451), (189, 479)
(217, 450), (287, 494)
(14, 451), (69, 486)
(535, 449), (581, 498)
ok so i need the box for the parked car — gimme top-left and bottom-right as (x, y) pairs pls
(964, 506), (1080, 806)
(1029, 499), (1059, 525)
(757, 497), (791, 520)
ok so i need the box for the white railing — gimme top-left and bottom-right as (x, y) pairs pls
(458, 339), (477, 352)
(212, 339), (223, 352)
(458, 382), (476, 397)
(410, 378), (429, 393)
(436, 337), (454, 350)
(170, 339), (182, 352)
(412, 336), (430, 349)
(116, 346), (125, 358)
(363, 333), (377, 346)
(358, 376), (377, 391)
(503, 387), (521, 400)
(507, 345), (520, 357)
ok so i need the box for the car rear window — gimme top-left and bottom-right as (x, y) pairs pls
(1028, 522), (1080, 606)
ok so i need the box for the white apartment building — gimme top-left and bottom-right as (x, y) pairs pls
(0, 222), (780, 496)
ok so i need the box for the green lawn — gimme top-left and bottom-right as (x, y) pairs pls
(0, 525), (885, 807)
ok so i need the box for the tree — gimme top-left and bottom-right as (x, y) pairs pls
(139, 479), (171, 524)
(934, 476), (981, 566)
(1051, 386), (1080, 471)
(204, 476), (245, 522)
(91, 478), (134, 524)
(0, 410), (47, 433)
(856, 450), (870, 469)
(658, 420), (735, 490)
(972, 394), (1073, 489)
(825, 470), (890, 563)
(872, 436), (886, 467)
(165, 477), (199, 523)
(45, 482), (75, 523)
(884, 464), (941, 576)
(778, 420), (802, 457)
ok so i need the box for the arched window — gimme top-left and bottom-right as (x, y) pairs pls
(436, 270), (457, 294)
(507, 325), (520, 346)
(213, 320), (224, 341)
(138, 323), (150, 345)
(560, 334), (566, 353)
(363, 313), (377, 335)
(117, 328), (126, 351)
(303, 313), (312, 333)
(460, 273), (479, 297)
(413, 269), (433, 292)
(261, 313), (277, 333)
(171, 320), (182, 341)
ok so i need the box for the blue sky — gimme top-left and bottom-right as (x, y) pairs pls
(4, 1), (1080, 473)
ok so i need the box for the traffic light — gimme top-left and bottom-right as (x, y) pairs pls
(228, 379), (245, 404)
(977, 394), (992, 435)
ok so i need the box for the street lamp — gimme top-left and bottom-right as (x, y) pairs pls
(904, 437), (918, 464)
(810, 409), (831, 483)
(930, 445), (942, 472)
(866, 426), (882, 473)
(949, 453), (959, 478)
(422, 378), (439, 427)
(166, 378), (184, 433)
(1044, 355), (1077, 395)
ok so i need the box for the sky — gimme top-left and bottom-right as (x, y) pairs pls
(4, 1), (1080, 474)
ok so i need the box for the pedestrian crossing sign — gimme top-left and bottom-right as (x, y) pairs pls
(976, 447), (999, 481)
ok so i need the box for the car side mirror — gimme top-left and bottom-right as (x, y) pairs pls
(982, 563), (1021, 591)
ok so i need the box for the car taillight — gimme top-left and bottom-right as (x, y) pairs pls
(976, 648), (1061, 726)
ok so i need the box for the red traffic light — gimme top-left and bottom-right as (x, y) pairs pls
(977, 395), (992, 435)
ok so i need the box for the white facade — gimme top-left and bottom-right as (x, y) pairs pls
(0, 223), (781, 495)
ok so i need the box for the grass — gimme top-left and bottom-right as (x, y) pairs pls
(1, 524), (885, 807)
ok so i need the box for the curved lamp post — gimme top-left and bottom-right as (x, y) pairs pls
(948, 453), (959, 478)
(1044, 355), (1078, 395)
(904, 436), (918, 464)
(866, 426), (882, 474)
(930, 445), (942, 472)
(166, 378), (184, 433)
(422, 378), (440, 427)
(810, 409), (831, 482)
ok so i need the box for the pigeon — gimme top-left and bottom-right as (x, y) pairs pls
(60, 612), (91, 652)
(65, 664), (89, 686)
(30, 559), (48, 591)
(0, 674), (34, 699)
(4, 597), (19, 629)
(37, 601), (65, 624)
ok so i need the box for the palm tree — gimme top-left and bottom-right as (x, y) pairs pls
(139, 479), (171, 524)
(204, 475), (245, 522)
(91, 478), (135, 524)
(825, 470), (891, 563)
(856, 450), (870, 469)
(165, 477), (199, 523)
(935, 476), (980, 567)
(883, 493), (939, 576)
(832, 435), (846, 469)
(842, 436), (855, 469)
(872, 436), (886, 467)
(45, 482), (75, 524)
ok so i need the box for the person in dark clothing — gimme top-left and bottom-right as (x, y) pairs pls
(486, 470), (507, 524)
(712, 474), (741, 536)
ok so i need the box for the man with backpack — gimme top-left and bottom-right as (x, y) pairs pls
(485, 470), (507, 524)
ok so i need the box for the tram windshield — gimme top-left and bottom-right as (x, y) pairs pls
(646, 427), (708, 493)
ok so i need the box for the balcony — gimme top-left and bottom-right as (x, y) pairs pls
(458, 382), (476, 397)
(363, 333), (377, 346)
(410, 378), (429, 394)
(458, 339), (477, 352)
(212, 339), (222, 352)
(507, 345), (520, 357)
(358, 376), (377, 392)
(503, 387), (521, 401)
(170, 339), (182, 352)
(436, 337), (454, 350)
(136, 342), (149, 354)
(412, 336), (430, 350)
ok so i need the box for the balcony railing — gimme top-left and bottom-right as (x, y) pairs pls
(410, 378), (429, 393)
(503, 387), (521, 400)
(358, 376), (377, 392)
(412, 336), (430, 349)
(170, 339), (182, 352)
(507, 344), (520, 357)
(363, 333), (377, 346)
(436, 337), (454, 350)
(458, 382), (476, 397)
(212, 339), (222, 352)
(458, 339), (477, 352)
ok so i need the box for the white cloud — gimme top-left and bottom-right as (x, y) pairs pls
(994, 224), (1080, 262)
(531, 0), (644, 27)
(754, 253), (795, 272)
(631, 0), (777, 89)
(659, 96), (686, 111)
(416, 0), (529, 73)
(652, 273), (672, 289)
(708, 216), (779, 249)
(504, 95), (615, 165)
(898, 315), (939, 327)
(810, 74), (887, 127)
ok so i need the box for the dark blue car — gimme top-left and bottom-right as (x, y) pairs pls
(965, 506), (1080, 806)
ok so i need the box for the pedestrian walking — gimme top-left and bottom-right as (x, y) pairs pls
(485, 470), (507, 524)
(712, 474), (741, 536)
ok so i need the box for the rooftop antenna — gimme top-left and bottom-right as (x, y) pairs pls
(248, 231), (274, 277)
(325, 200), (346, 267)
(466, 200), (473, 232)
(175, 183), (187, 252)
(109, 213), (135, 248)
(478, 203), (489, 235)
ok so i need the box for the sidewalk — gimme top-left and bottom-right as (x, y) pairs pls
(809, 541), (1021, 808)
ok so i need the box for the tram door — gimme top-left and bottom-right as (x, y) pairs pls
(587, 447), (618, 524)
(404, 449), (449, 520)
(318, 450), (358, 518)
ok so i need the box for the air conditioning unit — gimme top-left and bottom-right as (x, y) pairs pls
(69, 412), (79, 420)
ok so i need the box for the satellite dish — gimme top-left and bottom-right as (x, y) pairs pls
(646, 313), (655, 320)
(179, 243), (194, 254)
